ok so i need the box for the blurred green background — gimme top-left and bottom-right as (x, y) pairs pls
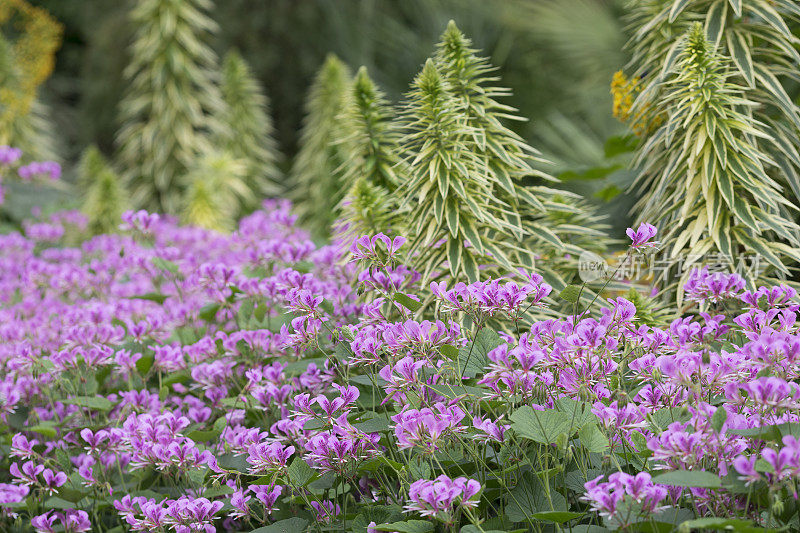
(24, 0), (635, 232)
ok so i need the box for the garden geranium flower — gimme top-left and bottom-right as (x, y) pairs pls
(626, 222), (658, 250)
(404, 475), (482, 520)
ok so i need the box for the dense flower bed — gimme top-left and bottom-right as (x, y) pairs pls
(0, 202), (798, 532)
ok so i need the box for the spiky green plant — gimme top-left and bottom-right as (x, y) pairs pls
(218, 49), (282, 205)
(433, 21), (612, 291)
(632, 23), (800, 301)
(396, 58), (532, 283)
(338, 66), (401, 194)
(0, 34), (59, 161)
(333, 66), (403, 239)
(116, 0), (223, 214)
(623, 0), (800, 201)
(182, 151), (248, 232)
(79, 145), (128, 235)
(290, 54), (353, 236)
(335, 177), (398, 244)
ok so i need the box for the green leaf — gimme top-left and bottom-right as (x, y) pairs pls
(45, 496), (85, 509)
(131, 292), (168, 304)
(648, 407), (690, 429)
(510, 407), (573, 445)
(554, 397), (599, 429)
(287, 456), (316, 487)
(152, 257), (180, 274)
(218, 453), (250, 473)
(704, 0), (727, 46)
(373, 521), (434, 533)
(28, 423), (57, 438)
(651, 470), (722, 488)
(461, 527), (506, 533)
(395, 293), (422, 312)
(727, 425), (782, 441)
(136, 353), (155, 374)
(727, 30), (753, 87)
(199, 302), (221, 322)
(459, 328), (502, 377)
(578, 423), (610, 453)
(558, 284), (583, 303)
(353, 506), (404, 533)
(604, 135), (638, 158)
(531, 511), (585, 523)
(440, 344), (459, 359)
(55, 482), (88, 503)
(186, 429), (221, 442)
(248, 517), (308, 533)
(711, 407), (727, 433)
(595, 185), (622, 202)
(7, 405), (29, 429)
(669, 0), (692, 22)
(63, 396), (113, 411)
(354, 412), (391, 433)
(677, 517), (773, 532)
(505, 471), (567, 522)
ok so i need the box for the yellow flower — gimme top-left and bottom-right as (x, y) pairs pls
(610, 70), (664, 136)
(0, 0), (63, 139)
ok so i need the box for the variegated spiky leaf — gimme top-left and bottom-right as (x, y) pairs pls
(218, 49), (282, 204)
(434, 21), (613, 295)
(623, 0), (800, 203)
(631, 23), (800, 302)
(290, 54), (354, 237)
(116, 0), (223, 214)
(182, 151), (248, 232)
(80, 145), (128, 235)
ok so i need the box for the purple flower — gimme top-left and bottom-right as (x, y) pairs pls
(392, 403), (466, 452)
(18, 161), (61, 181)
(10, 460), (44, 485)
(684, 267), (746, 303)
(248, 484), (282, 513)
(310, 499), (341, 523)
(246, 441), (295, 475)
(404, 475), (482, 519)
(120, 209), (161, 233)
(626, 222), (658, 250)
(0, 482), (29, 504)
(32, 510), (90, 533)
(582, 472), (667, 525)
(472, 416), (507, 442)
(0, 145), (22, 165)
(350, 233), (406, 265)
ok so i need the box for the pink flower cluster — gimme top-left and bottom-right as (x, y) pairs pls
(404, 475), (482, 519)
(0, 186), (799, 532)
(582, 473), (668, 525)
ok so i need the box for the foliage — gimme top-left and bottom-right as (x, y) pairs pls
(338, 66), (400, 194)
(182, 151), (249, 232)
(335, 177), (398, 247)
(218, 49), (283, 204)
(396, 57), (528, 283)
(0, 200), (799, 532)
(334, 66), (402, 240)
(622, 0), (800, 203)
(290, 54), (353, 237)
(78, 145), (128, 235)
(426, 21), (612, 291)
(116, 0), (223, 214)
(630, 23), (800, 301)
(0, 0), (61, 159)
